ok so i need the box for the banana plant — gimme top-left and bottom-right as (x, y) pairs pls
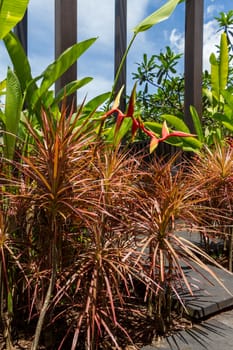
(1, 68), (23, 160)
(110, 0), (182, 106)
(0, 33), (100, 159)
(0, 0), (29, 39)
(3, 32), (96, 119)
(195, 32), (233, 144)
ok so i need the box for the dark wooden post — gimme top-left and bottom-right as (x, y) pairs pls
(14, 10), (28, 55)
(55, 0), (77, 108)
(184, 0), (204, 133)
(114, 0), (127, 111)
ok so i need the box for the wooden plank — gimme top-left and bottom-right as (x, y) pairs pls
(184, 0), (204, 133)
(14, 10), (28, 55)
(55, 0), (77, 108)
(114, 0), (127, 111)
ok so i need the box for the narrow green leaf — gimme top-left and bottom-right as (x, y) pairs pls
(31, 38), (97, 108)
(222, 90), (233, 110)
(0, 79), (6, 93)
(210, 53), (219, 101)
(7, 291), (13, 314)
(83, 92), (110, 113)
(219, 32), (228, 92)
(0, 0), (29, 39)
(51, 77), (93, 107)
(180, 136), (202, 152)
(144, 121), (162, 136)
(3, 32), (35, 93)
(0, 109), (6, 124)
(222, 121), (233, 132)
(190, 106), (204, 142)
(212, 112), (233, 132)
(162, 114), (191, 133)
(107, 117), (132, 145)
(212, 112), (231, 123)
(4, 67), (22, 159)
(133, 0), (180, 34)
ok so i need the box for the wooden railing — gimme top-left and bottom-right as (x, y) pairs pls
(15, 0), (204, 133)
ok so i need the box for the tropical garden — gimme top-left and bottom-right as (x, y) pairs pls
(0, 0), (233, 349)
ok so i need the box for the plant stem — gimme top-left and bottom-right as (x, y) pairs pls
(108, 33), (137, 109)
(31, 243), (57, 350)
(229, 226), (233, 272)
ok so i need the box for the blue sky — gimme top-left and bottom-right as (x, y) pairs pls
(0, 0), (232, 102)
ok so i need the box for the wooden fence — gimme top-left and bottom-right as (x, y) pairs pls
(15, 0), (204, 134)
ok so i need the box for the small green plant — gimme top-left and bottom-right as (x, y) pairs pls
(132, 48), (184, 121)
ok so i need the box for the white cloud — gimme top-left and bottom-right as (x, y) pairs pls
(1, 0), (227, 102)
(77, 0), (150, 97)
(203, 19), (219, 70)
(77, 75), (112, 102)
(169, 28), (184, 52)
(206, 4), (224, 18)
(167, 17), (221, 73)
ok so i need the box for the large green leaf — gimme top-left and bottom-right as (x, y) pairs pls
(4, 67), (22, 159)
(190, 106), (204, 143)
(219, 32), (228, 92)
(210, 52), (219, 101)
(212, 112), (233, 132)
(0, 0), (29, 39)
(51, 77), (93, 108)
(144, 121), (162, 135)
(31, 38), (97, 108)
(179, 136), (202, 152)
(222, 90), (233, 110)
(133, 0), (180, 34)
(162, 114), (191, 133)
(145, 121), (201, 151)
(0, 79), (6, 98)
(209, 33), (229, 103)
(83, 92), (110, 114)
(3, 32), (35, 94)
(107, 118), (132, 146)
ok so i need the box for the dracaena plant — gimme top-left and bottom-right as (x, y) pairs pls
(1, 103), (99, 350)
(129, 154), (231, 334)
(188, 143), (233, 271)
(1, 106), (232, 349)
(0, 105), (154, 349)
(51, 147), (156, 350)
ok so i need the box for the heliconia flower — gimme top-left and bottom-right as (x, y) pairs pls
(115, 111), (125, 135)
(159, 121), (195, 142)
(161, 121), (170, 139)
(131, 117), (139, 139)
(126, 83), (137, 117)
(101, 86), (196, 153)
(150, 136), (159, 153)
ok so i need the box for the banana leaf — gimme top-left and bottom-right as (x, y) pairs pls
(162, 114), (191, 133)
(133, 0), (181, 34)
(219, 33), (228, 92)
(30, 38), (97, 109)
(4, 67), (22, 159)
(190, 105), (204, 143)
(51, 77), (93, 108)
(3, 32), (35, 95)
(0, 0), (29, 39)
